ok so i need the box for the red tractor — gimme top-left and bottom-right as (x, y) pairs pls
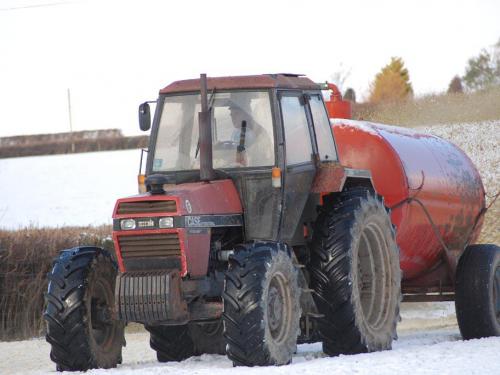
(45, 74), (499, 371)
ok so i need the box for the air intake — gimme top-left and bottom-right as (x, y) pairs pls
(118, 233), (181, 259)
(117, 200), (177, 215)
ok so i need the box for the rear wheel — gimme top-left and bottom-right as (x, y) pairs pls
(44, 247), (125, 371)
(223, 242), (301, 366)
(309, 188), (401, 356)
(455, 244), (500, 339)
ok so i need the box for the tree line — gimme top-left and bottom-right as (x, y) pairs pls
(336, 37), (500, 103)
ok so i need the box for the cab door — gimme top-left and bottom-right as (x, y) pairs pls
(306, 93), (339, 162)
(278, 92), (317, 241)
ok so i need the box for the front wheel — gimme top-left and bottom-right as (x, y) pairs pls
(44, 247), (125, 371)
(223, 242), (301, 366)
(455, 244), (500, 339)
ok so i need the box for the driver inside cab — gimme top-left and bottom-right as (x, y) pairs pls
(222, 102), (272, 167)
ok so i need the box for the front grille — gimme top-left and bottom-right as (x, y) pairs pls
(118, 233), (181, 259)
(117, 200), (177, 215)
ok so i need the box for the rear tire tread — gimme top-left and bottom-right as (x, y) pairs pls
(310, 188), (401, 356)
(455, 244), (500, 339)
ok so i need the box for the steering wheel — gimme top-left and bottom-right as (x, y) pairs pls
(213, 141), (247, 167)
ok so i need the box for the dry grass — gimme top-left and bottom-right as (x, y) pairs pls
(481, 205), (499, 245)
(0, 226), (112, 340)
(354, 87), (500, 127)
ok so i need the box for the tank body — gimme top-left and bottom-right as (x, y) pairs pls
(331, 120), (486, 280)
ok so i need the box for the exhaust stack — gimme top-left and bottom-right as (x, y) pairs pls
(198, 73), (215, 181)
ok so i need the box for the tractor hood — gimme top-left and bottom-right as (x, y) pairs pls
(111, 179), (243, 277)
(113, 179), (243, 219)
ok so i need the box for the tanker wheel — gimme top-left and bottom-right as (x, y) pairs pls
(455, 244), (500, 339)
(44, 247), (125, 372)
(223, 242), (301, 366)
(145, 324), (195, 362)
(188, 320), (226, 355)
(309, 187), (401, 356)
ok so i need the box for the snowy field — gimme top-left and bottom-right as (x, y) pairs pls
(1, 305), (500, 375)
(0, 148), (142, 229)
(416, 121), (499, 194)
(0, 120), (498, 230)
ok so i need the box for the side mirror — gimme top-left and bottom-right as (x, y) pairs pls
(139, 102), (151, 131)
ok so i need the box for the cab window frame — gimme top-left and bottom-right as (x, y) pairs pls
(147, 89), (278, 175)
(304, 91), (339, 163)
(278, 91), (316, 167)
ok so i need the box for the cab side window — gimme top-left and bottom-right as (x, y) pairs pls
(280, 95), (313, 165)
(309, 95), (338, 161)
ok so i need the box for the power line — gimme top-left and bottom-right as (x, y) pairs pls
(0, 1), (76, 12)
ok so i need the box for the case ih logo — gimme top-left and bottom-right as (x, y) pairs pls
(186, 216), (202, 227)
(137, 219), (155, 228)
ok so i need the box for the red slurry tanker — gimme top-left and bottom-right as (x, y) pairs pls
(44, 74), (499, 371)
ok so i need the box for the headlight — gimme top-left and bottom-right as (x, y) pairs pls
(159, 217), (174, 228)
(120, 219), (136, 230)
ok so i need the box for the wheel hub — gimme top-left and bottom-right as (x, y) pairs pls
(91, 300), (113, 329)
(89, 278), (116, 349)
(268, 286), (284, 332)
(267, 274), (290, 343)
(357, 222), (392, 332)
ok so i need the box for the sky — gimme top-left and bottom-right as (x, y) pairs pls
(1, 0), (499, 137)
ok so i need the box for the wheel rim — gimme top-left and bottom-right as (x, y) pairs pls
(356, 222), (393, 331)
(495, 266), (500, 323)
(267, 273), (291, 343)
(89, 277), (116, 350)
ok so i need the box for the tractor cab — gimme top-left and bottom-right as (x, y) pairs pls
(138, 74), (349, 246)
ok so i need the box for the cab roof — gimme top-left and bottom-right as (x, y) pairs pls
(159, 74), (319, 94)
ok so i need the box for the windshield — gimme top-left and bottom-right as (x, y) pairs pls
(152, 91), (274, 172)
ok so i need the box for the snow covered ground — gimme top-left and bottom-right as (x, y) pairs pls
(1, 303), (500, 375)
(416, 121), (499, 195)
(0, 121), (498, 230)
(0, 148), (141, 229)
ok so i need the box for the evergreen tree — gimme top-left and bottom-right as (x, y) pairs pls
(369, 57), (413, 103)
(447, 75), (463, 94)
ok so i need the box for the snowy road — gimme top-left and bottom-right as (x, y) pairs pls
(2, 326), (499, 375)
(2, 303), (500, 375)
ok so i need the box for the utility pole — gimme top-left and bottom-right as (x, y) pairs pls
(67, 88), (75, 153)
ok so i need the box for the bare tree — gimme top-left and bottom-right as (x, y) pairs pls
(330, 63), (351, 92)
